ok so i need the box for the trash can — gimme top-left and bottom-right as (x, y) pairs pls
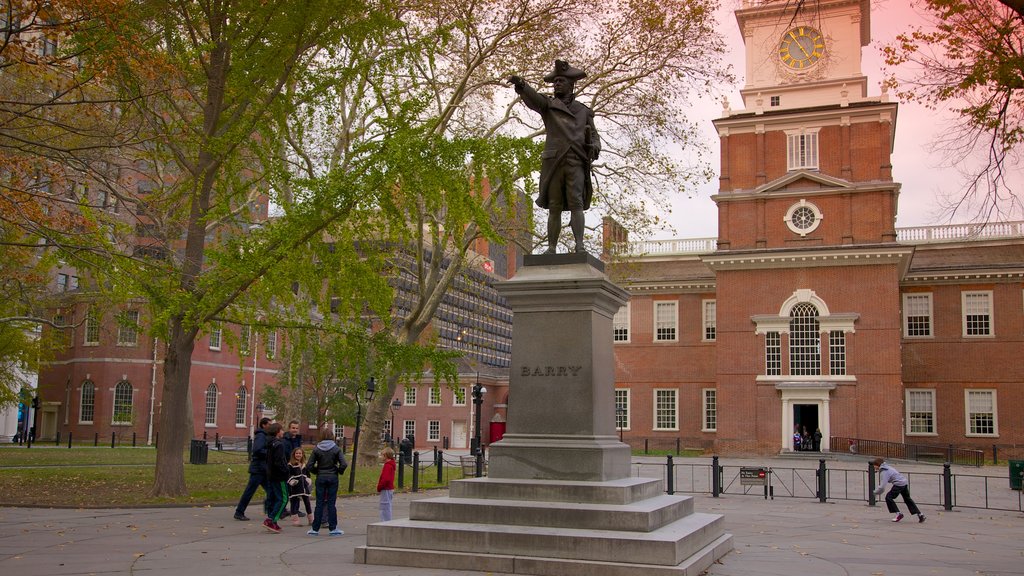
(1009, 460), (1024, 490)
(189, 439), (209, 465)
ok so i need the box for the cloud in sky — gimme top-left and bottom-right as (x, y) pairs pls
(654, 0), (1021, 240)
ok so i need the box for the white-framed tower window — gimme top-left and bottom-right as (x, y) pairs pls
(654, 301), (678, 342)
(702, 299), (717, 341)
(789, 303), (821, 375)
(117, 310), (140, 346)
(765, 331), (782, 375)
(784, 199), (823, 236)
(235, 386), (247, 427)
(209, 323), (222, 350)
(965, 390), (997, 436)
(79, 380), (95, 424)
(702, 388), (717, 432)
(903, 293), (933, 338)
(828, 330), (846, 375)
(204, 383), (218, 426)
(962, 291), (993, 337)
(613, 302), (631, 343)
(786, 128), (819, 170)
(906, 389), (936, 435)
(84, 308), (100, 345)
(112, 381), (133, 425)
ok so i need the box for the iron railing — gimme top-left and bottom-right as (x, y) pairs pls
(829, 436), (984, 467)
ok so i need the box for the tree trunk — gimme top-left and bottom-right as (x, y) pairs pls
(151, 317), (196, 497)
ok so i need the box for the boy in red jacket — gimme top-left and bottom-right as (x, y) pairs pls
(376, 446), (396, 521)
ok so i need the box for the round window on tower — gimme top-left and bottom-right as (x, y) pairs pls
(784, 200), (822, 236)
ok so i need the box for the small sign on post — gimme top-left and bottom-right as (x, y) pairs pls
(739, 467), (768, 486)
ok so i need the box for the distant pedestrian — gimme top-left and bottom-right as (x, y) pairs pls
(872, 458), (925, 523)
(287, 447), (313, 526)
(233, 417), (271, 521)
(262, 422), (289, 533)
(304, 427), (348, 536)
(812, 427), (822, 452)
(377, 446), (396, 521)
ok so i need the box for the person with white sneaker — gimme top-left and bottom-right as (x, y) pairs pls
(872, 457), (926, 523)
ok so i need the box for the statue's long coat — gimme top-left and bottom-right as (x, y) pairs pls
(514, 82), (600, 210)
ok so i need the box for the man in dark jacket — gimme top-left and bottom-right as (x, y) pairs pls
(304, 428), (348, 535)
(262, 422), (290, 533)
(508, 60), (600, 254)
(283, 420), (306, 518)
(233, 417), (271, 521)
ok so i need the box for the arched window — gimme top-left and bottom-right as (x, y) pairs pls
(80, 381), (95, 424)
(205, 383), (218, 426)
(235, 386), (247, 426)
(789, 303), (821, 375)
(112, 381), (133, 424)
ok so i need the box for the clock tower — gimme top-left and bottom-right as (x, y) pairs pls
(705, 0), (909, 453)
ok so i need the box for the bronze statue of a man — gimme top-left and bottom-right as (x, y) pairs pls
(509, 60), (600, 254)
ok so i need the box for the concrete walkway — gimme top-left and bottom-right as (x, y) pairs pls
(1, 459), (1021, 576)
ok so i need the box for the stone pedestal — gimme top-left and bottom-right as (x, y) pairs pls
(355, 254), (732, 575)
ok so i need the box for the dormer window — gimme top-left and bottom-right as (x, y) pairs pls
(786, 128), (819, 170)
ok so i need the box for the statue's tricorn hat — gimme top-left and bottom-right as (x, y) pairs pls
(543, 59), (587, 83)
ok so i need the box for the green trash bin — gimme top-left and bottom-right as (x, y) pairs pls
(1009, 460), (1024, 490)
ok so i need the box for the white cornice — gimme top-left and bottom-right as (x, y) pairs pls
(714, 101), (897, 135)
(902, 270), (1024, 285)
(712, 180), (900, 202)
(702, 246), (914, 274)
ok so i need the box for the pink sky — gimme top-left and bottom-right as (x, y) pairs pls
(657, 0), (1022, 239)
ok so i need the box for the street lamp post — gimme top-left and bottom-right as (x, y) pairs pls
(472, 382), (486, 477)
(616, 406), (626, 442)
(389, 398), (402, 448)
(347, 377), (376, 493)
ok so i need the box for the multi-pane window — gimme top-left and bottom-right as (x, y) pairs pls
(789, 303), (821, 375)
(265, 330), (277, 359)
(702, 389), (717, 432)
(454, 387), (466, 406)
(80, 381), (95, 424)
(84, 308), (100, 345)
(966, 390), (996, 435)
(403, 420), (415, 440)
(235, 387), (247, 426)
(429, 387), (441, 406)
(209, 324), (222, 350)
(204, 383), (218, 426)
(112, 381), (133, 424)
(57, 273), (68, 291)
(828, 330), (846, 375)
(404, 387), (416, 406)
(613, 302), (630, 343)
(53, 314), (70, 348)
(654, 301), (678, 342)
(906, 389), (935, 434)
(765, 332), (782, 375)
(962, 291), (993, 336)
(786, 130), (819, 170)
(239, 325), (252, 355)
(117, 310), (140, 346)
(428, 420), (441, 442)
(703, 300), (717, 341)
(615, 389), (629, 431)
(903, 293), (933, 337)
(654, 389), (678, 430)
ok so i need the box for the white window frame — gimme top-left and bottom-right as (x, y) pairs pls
(615, 388), (630, 432)
(265, 330), (277, 359)
(965, 390), (997, 437)
(789, 303), (821, 375)
(903, 293), (933, 338)
(828, 330), (846, 376)
(204, 383), (218, 427)
(613, 302), (631, 343)
(786, 128), (820, 170)
(239, 325), (251, 356)
(702, 388), (717, 432)
(905, 389), (936, 435)
(404, 387), (416, 406)
(653, 388), (678, 431)
(112, 381), (133, 425)
(428, 387), (441, 406)
(702, 299), (716, 342)
(961, 291), (993, 337)
(79, 380), (95, 424)
(765, 331), (782, 375)
(454, 386), (466, 406)
(653, 301), (678, 343)
(209, 324), (222, 350)
(117, 310), (140, 346)
(427, 420), (441, 442)
(403, 420), (415, 440)
(784, 199), (823, 236)
(234, 387), (247, 427)
(84, 308), (100, 346)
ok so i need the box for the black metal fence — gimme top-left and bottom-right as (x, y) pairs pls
(829, 436), (985, 467)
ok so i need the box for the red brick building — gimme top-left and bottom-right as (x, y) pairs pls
(606, 0), (1024, 457)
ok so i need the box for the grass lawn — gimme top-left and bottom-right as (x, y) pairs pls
(0, 446), (462, 508)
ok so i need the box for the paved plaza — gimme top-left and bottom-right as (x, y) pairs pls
(0, 458), (1021, 576)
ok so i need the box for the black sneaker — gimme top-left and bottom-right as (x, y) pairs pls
(234, 513), (249, 521)
(918, 514), (926, 523)
(297, 511), (306, 518)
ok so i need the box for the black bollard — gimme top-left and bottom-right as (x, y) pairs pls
(94, 432), (98, 446)
(67, 431), (72, 449)
(993, 444), (998, 465)
(942, 462), (953, 511)
(412, 451), (420, 492)
(397, 453), (405, 488)
(817, 459), (827, 502)
(436, 450), (444, 484)
(712, 455), (721, 497)
(132, 432), (136, 447)
(111, 431), (115, 448)
(666, 455), (675, 495)
(867, 461), (877, 506)
(56, 431), (60, 446)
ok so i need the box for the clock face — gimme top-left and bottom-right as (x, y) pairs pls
(779, 26), (825, 70)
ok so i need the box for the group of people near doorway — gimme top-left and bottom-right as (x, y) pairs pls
(793, 425), (823, 451)
(232, 417), (396, 534)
